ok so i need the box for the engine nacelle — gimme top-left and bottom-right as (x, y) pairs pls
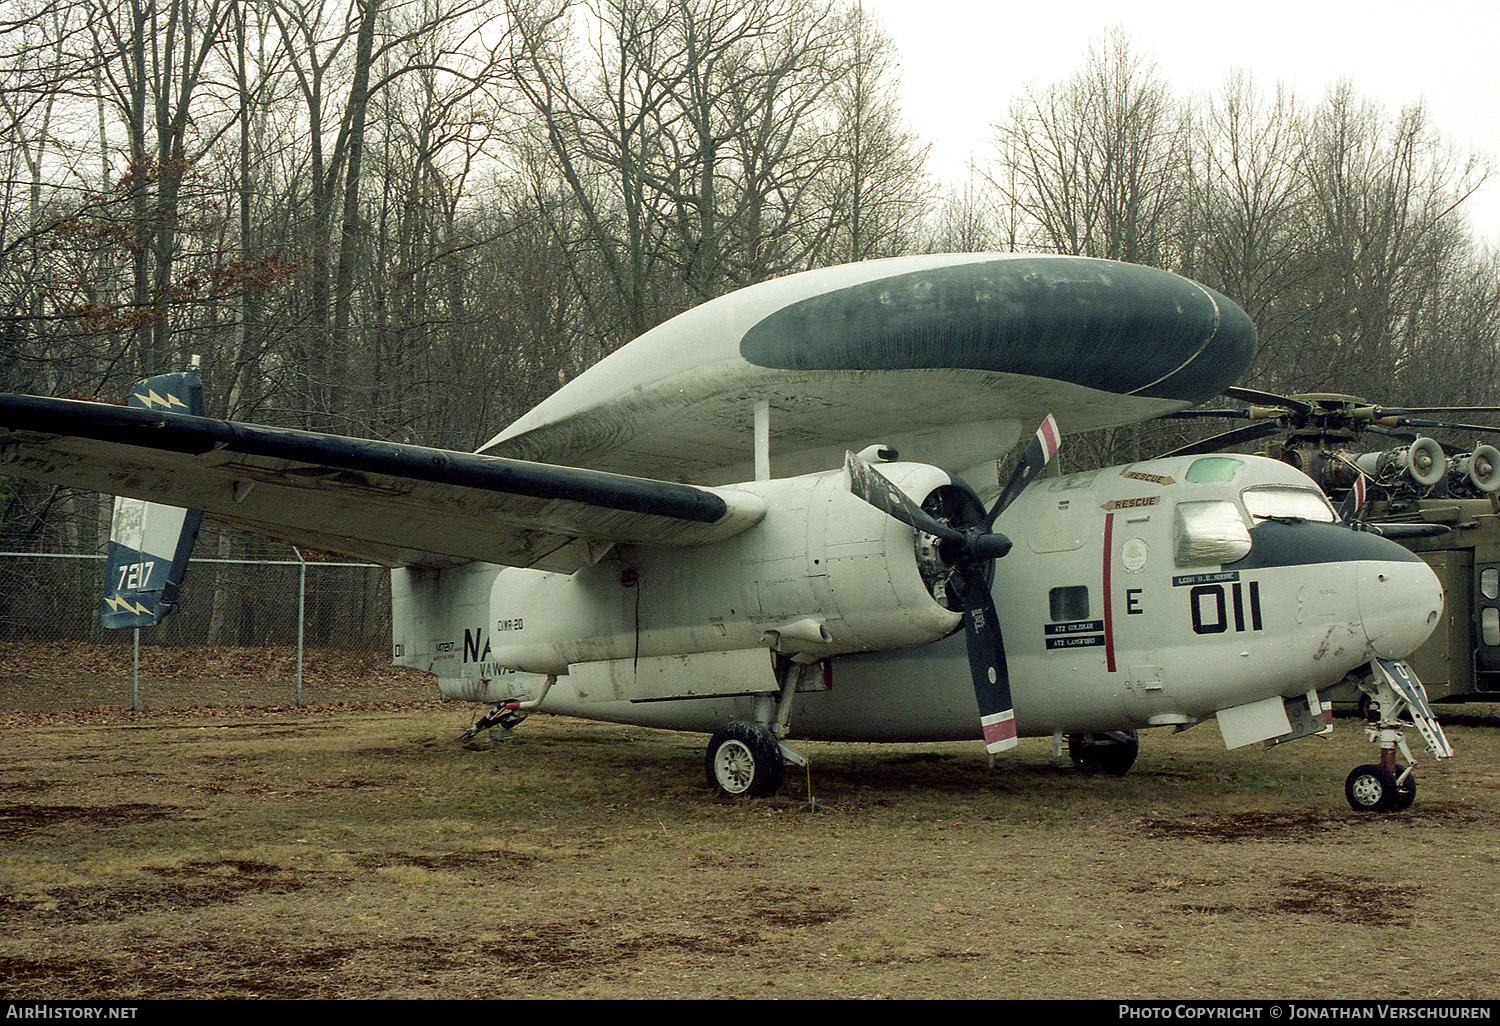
(1354, 436), (1446, 489)
(1449, 444), (1500, 496)
(486, 462), (966, 676)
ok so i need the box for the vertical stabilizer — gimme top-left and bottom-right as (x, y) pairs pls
(100, 369), (205, 628)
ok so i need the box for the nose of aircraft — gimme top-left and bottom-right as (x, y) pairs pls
(1356, 547), (1444, 660)
(1232, 519), (1443, 663)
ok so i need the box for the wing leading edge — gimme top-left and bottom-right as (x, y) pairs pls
(0, 395), (766, 571)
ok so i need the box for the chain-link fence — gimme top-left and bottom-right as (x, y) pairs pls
(0, 550), (434, 711)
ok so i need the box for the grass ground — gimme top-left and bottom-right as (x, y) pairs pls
(1, 648), (1497, 1001)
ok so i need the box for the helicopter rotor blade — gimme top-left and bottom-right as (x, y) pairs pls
(1161, 408), (1254, 421)
(1222, 387), (1312, 415)
(1377, 416), (1500, 436)
(1157, 420), (1284, 458)
(1371, 406), (1500, 417)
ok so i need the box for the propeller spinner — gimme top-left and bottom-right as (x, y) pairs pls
(847, 416), (1060, 753)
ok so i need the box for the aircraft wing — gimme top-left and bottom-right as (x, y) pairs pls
(0, 395), (766, 572)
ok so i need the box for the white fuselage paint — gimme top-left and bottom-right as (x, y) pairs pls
(397, 454), (1442, 747)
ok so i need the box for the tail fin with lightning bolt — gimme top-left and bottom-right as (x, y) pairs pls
(99, 366), (205, 628)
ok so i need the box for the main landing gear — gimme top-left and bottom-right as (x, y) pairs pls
(1345, 659), (1452, 814)
(704, 657), (812, 798)
(705, 721), (785, 797)
(1065, 730), (1139, 776)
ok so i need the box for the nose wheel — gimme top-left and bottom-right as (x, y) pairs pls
(1345, 762), (1416, 813)
(1346, 660), (1450, 814)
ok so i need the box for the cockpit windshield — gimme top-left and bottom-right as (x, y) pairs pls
(1242, 485), (1336, 524)
(1173, 500), (1252, 567)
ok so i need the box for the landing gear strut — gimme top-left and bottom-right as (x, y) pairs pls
(704, 656), (814, 798)
(1346, 659), (1451, 813)
(1066, 730), (1139, 776)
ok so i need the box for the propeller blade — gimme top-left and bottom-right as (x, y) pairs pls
(987, 414), (1061, 528)
(958, 568), (1016, 753)
(1339, 472), (1369, 522)
(844, 450), (962, 543)
(1157, 420), (1283, 458)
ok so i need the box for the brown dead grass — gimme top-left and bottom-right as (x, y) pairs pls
(0, 640), (435, 719)
(1, 644), (1498, 1001)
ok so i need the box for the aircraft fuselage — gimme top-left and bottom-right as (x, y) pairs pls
(398, 452), (1441, 748)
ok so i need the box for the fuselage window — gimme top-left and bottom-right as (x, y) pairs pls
(1479, 566), (1498, 601)
(1173, 500), (1252, 568)
(1242, 485), (1336, 523)
(1049, 585), (1090, 622)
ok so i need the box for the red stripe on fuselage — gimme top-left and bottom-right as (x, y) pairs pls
(1102, 510), (1116, 672)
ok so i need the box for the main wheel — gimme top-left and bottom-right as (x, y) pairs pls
(705, 721), (784, 798)
(1345, 763), (1399, 813)
(1067, 730), (1139, 776)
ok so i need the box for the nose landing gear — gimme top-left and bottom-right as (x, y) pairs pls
(1346, 659), (1451, 813)
(1345, 762), (1416, 813)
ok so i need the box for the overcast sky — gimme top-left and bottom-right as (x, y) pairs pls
(859, 0), (1500, 247)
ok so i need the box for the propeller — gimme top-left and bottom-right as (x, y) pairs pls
(1338, 465), (1369, 522)
(846, 416), (1060, 754)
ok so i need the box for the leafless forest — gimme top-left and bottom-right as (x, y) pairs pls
(3, 1), (1499, 572)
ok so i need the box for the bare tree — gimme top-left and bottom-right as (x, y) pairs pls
(1184, 72), (1312, 390)
(1295, 85), (1487, 394)
(989, 28), (1183, 264)
(818, 1), (931, 262)
(504, 0), (927, 347)
(88, 0), (234, 373)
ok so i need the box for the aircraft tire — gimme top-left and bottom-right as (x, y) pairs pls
(1390, 770), (1416, 812)
(705, 721), (784, 798)
(1345, 764), (1400, 813)
(1067, 731), (1139, 776)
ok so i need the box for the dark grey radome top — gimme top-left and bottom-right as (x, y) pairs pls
(484, 254), (1257, 483)
(738, 256), (1254, 401)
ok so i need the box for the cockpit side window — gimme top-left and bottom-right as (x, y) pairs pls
(1242, 485), (1336, 523)
(1173, 500), (1252, 567)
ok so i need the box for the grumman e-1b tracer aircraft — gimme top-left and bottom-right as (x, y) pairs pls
(0, 253), (1453, 813)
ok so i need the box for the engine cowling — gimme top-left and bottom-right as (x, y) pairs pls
(487, 462), (967, 675)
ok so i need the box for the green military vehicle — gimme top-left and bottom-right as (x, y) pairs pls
(1366, 494), (1499, 703)
(1168, 390), (1500, 705)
